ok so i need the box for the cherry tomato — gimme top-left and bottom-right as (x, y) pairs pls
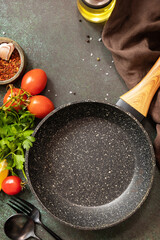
(3, 88), (27, 111)
(27, 95), (54, 118)
(21, 69), (47, 95)
(2, 176), (22, 195)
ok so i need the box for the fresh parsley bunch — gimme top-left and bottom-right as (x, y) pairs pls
(0, 107), (35, 179)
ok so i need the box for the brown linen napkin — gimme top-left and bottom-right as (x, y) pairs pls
(102, 0), (160, 164)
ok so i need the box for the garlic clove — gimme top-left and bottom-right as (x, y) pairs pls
(0, 43), (15, 61)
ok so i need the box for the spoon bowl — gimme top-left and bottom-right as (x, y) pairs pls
(4, 213), (40, 240)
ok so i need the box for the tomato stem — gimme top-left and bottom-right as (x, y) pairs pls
(0, 85), (32, 111)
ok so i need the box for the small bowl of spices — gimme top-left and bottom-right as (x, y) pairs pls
(0, 37), (26, 85)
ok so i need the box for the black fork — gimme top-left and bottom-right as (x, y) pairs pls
(7, 197), (63, 240)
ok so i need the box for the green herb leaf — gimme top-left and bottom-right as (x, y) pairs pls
(0, 108), (36, 179)
(23, 139), (33, 150)
(13, 154), (25, 170)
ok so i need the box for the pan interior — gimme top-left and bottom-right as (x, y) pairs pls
(27, 102), (154, 228)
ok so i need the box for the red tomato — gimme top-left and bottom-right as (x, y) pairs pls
(27, 95), (54, 118)
(21, 69), (47, 95)
(3, 88), (27, 111)
(2, 176), (22, 195)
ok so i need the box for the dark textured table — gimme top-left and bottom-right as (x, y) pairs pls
(0, 1), (160, 240)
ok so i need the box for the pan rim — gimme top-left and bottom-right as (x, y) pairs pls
(25, 100), (155, 230)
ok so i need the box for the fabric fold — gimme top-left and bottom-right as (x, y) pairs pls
(102, 0), (160, 164)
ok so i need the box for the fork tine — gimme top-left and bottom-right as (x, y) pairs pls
(9, 200), (30, 215)
(7, 203), (23, 214)
(16, 197), (35, 210)
(11, 197), (32, 212)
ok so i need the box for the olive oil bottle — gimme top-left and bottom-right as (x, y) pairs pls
(77, 0), (116, 23)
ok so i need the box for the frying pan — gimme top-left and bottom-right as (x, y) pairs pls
(25, 58), (160, 230)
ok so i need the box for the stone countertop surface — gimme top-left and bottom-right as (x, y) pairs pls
(0, 1), (160, 240)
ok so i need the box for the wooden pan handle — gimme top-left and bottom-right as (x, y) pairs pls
(120, 57), (160, 117)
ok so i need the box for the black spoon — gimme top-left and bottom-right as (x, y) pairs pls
(4, 213), (41, 240)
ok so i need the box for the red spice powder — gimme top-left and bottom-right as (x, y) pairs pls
(0, 48), (21, 81)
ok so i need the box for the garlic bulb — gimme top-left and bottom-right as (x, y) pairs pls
(0, 43), (15, 61)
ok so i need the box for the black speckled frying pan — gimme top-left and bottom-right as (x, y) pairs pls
(25, 58), (160, 230)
